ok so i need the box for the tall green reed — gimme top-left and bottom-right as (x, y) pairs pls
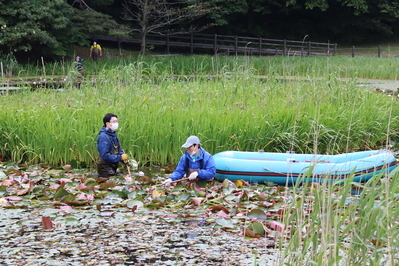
(278, 166), (399, 266)
(1, 56), (398, 166)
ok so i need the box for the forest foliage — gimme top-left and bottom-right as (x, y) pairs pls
(1, 0), (399, 59)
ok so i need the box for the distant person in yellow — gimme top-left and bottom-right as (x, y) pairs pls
(90, 41), (102, 59)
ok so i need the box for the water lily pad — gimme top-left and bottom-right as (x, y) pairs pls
(175, 193), (191, 201)
(250, 221), (265, 234)
(54, 188), (71, 199)
(126, 199), (144, 209)
(215, 218), (235, 229)
(247, 208), (267, 220)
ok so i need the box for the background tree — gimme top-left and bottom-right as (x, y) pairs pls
(0, 0), (81, 60)
(203, 0), (399, 44)
(122, 0), (212, 55)
(69, 0), (129, 38)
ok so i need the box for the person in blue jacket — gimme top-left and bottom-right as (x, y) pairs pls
(97, 113), (129, 178)
(162, 136), (216, 187)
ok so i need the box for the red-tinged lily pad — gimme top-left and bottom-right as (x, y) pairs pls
(17, 182), (34, 196)
(99, 181), (117, 190)
(62, 164), (73, 170)
(191, 197), (203, 206)
(208, 205), (230, 214)
(42, 216), (53, 229)
(58, 178), (73, 183)
(242, 226), (263, 238)
(62, 194), (90, 206)
(77, 193), (95, 201)
(5, 197), (23, 201)
(195, 190), (206, 197)
(269, 221), (284, 232)
(78, 185), (95, 192)
(247, 208), (267, 221)
(215, 210), (230, 218)
(2, 179), (13, 186)
(100, 210), (115, 217)
(63, 199), (90, 206)
(60, 206), (73, 211)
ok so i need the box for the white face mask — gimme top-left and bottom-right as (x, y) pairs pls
(190, 145), (199, 156)
(110, 122), (118, 131)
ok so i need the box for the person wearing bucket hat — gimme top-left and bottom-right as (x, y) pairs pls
(163, 135), (216, 187)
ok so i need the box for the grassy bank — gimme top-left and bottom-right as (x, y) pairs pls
(0, 55), (398, 167)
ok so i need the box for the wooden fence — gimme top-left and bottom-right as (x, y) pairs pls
(90, 32), (337, 56)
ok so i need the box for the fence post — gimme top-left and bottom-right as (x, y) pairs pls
(283, 39), (287, 55)
(378, 45), (381, 58)
(214, 34), (217, 56)
(117, 37), (121, 52)
(308, 41), (311, 56)
(352, 46), (355, 57)
(235, 36), (238, 56)
(259, 37), (262, 56)
(166, 34), (170, 54)
(190, 32), (194, 55)
(334, 43), (337, 56)
(326, 40), (330, 56)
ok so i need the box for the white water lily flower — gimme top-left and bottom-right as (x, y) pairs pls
(0, 198), (8, 206)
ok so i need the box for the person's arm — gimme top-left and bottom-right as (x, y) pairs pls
(197, 153), (216, 180)
(168, 155), (187, 181)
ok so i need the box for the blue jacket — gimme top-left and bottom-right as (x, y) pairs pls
(169, 147), (216, 181)
(97, 127), (124, 163)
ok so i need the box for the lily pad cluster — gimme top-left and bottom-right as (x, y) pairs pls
(0, 163), (289, 265)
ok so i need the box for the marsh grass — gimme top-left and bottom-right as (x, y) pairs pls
(6, 54), (399, 80)
(1, 56), (398, 167)
(278, 166), (399, 265)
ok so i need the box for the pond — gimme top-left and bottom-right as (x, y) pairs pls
(0, 162), (283, 265)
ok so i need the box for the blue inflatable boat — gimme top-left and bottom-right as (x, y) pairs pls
(213, 150), (397, 185)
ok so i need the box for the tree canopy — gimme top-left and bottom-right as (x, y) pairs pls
(1, 0), (399, 60)
(0, 0), (80, 59)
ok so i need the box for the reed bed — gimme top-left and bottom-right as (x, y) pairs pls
(278, 168), (399, 265)
(6, 54), (399, 80)
(1, 55), (398, 167)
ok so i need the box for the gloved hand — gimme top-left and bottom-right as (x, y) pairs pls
(188, 171), (198, 181)
(162, 178), (173, 187)
(121, 154), (129, 163)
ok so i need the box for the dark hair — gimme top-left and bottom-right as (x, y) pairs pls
(103, 113), (117, 126)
